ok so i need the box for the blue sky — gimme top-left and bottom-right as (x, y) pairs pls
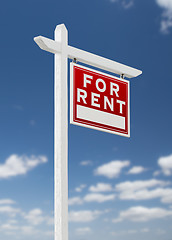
(0, 0), (172, 239)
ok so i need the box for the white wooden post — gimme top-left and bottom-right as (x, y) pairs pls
(54, 24), (68, 240)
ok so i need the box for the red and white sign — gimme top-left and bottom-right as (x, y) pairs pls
(70, 63), (130, 137)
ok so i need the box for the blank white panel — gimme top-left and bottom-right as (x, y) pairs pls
(77, 105), (125, 130)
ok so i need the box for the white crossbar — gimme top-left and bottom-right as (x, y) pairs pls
(34, 36), (142, 78)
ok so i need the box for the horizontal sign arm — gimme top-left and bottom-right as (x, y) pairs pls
(34, 36), (61, 54)
(34, 36), (142, 78)
(68, 46), (141, 78)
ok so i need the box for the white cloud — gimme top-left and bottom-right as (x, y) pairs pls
(153, 170), (161, 176)
(75, 184), (86, 192)
(110, 0), (134, 9)
(113, 206), (172, 222)
(115, 179), (169, 192)
(122, 0), (134, 8)
(158, 154), (172, 175)
(89, 183), (113, 192)
(0, 154), (48, 179)
(23, 208), (54, 227)
(156, 0), (172, 11)
(46, 216), (54, 226)
(20, 225), (37, 235)
(94, 160), (130, 179)
(0, 204), (54, 237)
(115, 179), (172, 203)
(119, 187), (172, 203)
(80, 160), (93, 166)
(128, 166), (146, 174)
(111, 229), (137, 236)
(69, 190), (115, 205)
(0, 224), (39, 236)
(13, 105), (23, 111)
(24, 208), (45, 225)
(156, 0), (172, 33)
(0, 199), (16, 205)
(111, 228), (150, 235)
(68, 197), (83, 206)
(156, 228), (166, 235)
(0, 223), (19, 231)
(75, 227), (91, 235)
(45, 231), (54, 236)
(69, 210), (102, 222)
(84, 193), (115, 203)
(160, 188), (172, 203)
(0, 206), (21, 217)
(110, 0), (172, 33)
(141, 228), (150, 233)
(29, 120), (36, 126)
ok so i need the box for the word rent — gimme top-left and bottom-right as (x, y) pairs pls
(71, 63), (130, 137)
(78, 74), (126, 114)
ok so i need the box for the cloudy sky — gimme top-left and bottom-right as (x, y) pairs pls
(0, 0), (172, 239)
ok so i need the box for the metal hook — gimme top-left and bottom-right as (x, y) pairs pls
(73, 58), (78, 63)
(120, 74), (125, 79)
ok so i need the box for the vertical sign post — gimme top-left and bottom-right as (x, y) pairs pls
(34, 23), (142, 240)
(54, 25), (68, 240)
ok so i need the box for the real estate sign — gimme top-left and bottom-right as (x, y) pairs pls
(70, 63), (130, 137)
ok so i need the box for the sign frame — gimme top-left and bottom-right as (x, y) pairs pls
(34, 23), (142, 240)
(70, 62), (130, 137)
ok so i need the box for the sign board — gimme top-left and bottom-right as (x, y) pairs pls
(70, 63), (130, 137)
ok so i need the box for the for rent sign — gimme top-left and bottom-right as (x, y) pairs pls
(70, 63), (130, 137)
